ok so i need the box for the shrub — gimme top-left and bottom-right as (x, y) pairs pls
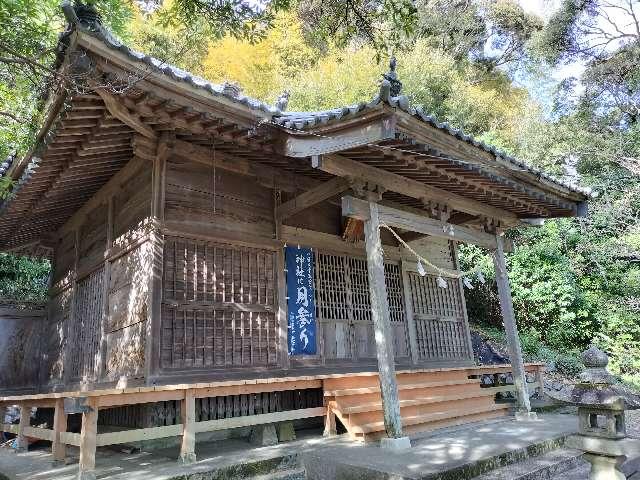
(555, 352), (583, 377)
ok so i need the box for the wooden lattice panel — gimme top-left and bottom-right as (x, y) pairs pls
(68, 267), (104, 381)
(314, 251), (408, 361)
(161, 237), (278, 370)
(407, 273), (471, 361)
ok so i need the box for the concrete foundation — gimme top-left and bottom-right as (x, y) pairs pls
(0, 414), (582, 480)
(380, 436), (411, 451)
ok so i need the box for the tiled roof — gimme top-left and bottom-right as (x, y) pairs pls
(273, 91), (593, 198)
(65, 5), (280, 116)
(63, 2), (592, 199)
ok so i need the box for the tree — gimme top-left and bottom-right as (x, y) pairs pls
(535, 0), (640, 124)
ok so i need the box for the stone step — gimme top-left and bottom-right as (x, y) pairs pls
(249, 468), (306, 480)
(470, 448), (584, 480)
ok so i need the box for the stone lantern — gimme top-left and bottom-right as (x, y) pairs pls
(548, 346), (640, 479)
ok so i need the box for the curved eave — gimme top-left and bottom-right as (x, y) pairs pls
(75, 29), (279, 126)
(274, 98), (591, 207)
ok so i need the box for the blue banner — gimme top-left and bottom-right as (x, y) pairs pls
(285, 246), (317, 355)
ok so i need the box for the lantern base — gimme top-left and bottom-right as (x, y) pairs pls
(583, 453), (626, 480)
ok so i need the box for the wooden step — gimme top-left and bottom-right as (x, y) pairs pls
(324, 379), (479, 397)
(335, 389), (497, 415)
(351, 403), (511, 434)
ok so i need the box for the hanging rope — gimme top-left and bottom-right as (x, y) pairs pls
(379, 222), (485, 288)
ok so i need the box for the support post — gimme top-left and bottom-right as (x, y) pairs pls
(78, 397), (98, 480)
(179, 389), (196, 464)
(274, 189), (290, 369)
(492, 234), (535, 419)
(146, 133), (169, 383)
(52, 398), (68, 464)
(363, 201), (410, 449)
(15, 404), (30, 451)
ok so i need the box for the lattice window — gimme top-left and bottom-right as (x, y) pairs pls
(161, 237), (278, 370)
(407, 273), (471, 361)
(314, 252), (349, 322)
(314, 251), (407, 359)
(68, 268), (104, 380)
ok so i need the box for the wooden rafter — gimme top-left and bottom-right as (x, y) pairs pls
(314, 154), (519, 224)
(276, 176), (350, 221)
(94, 86), (156, 139)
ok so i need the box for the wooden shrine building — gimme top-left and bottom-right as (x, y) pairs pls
(0, 3), (590, 478)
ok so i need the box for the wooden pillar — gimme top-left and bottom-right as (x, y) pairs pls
(274, 189), (290, 369)
(78, 397), (98, 480)
(363, 202), (404, 441)
(15, 404), (30, 451)
(146, 133), (169, 383)
(62, 228), (81, 385)
(97, 196), (113, 382)
(179, 389), (196, 464)
(493, 234), (533, 416)
(52, 398), (67, 463)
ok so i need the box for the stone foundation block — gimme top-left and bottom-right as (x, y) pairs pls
(249, 424), (278, 446)
(277, 422), (296, 442)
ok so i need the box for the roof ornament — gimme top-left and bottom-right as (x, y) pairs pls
(275, 91), (290, 112)
(221, 81), (242, 98)
(383, 56), (402, 97)
(61, 2), (102, 29)
(375, 56), (410, 109)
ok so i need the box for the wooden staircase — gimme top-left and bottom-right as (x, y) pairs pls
(324, 369), (511, 442)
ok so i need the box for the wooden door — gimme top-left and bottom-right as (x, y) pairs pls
(404, 270), (473, 362)
(314, 251), (409, 362)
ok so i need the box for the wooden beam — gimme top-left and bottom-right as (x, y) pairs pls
(493, 234), (532, 417)
(363, 202), (404, 441)
(276, 177), (349, 221)
(96, 425), (182, 446)
(193, 407), (325, 433)
(314, 154), (518, 223)
(281, 115), (396, 157)
(172, 139), (315, 193)
(94, 86), (157, 139)
(52, 398), (67, 463)
(342, 196), (498, 249)
(179, 389), (196, 464)
(78, 397), (98, 478)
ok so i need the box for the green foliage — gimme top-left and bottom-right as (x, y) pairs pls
(0, 253), (49, 302)
(555, 352), (584, 377)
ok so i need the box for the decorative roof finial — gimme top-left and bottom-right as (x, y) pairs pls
(73, 2), (102, 28)
(275, 90), (290, 112)
(221, 81), (242, 98)
(382, 56), (402, 97)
